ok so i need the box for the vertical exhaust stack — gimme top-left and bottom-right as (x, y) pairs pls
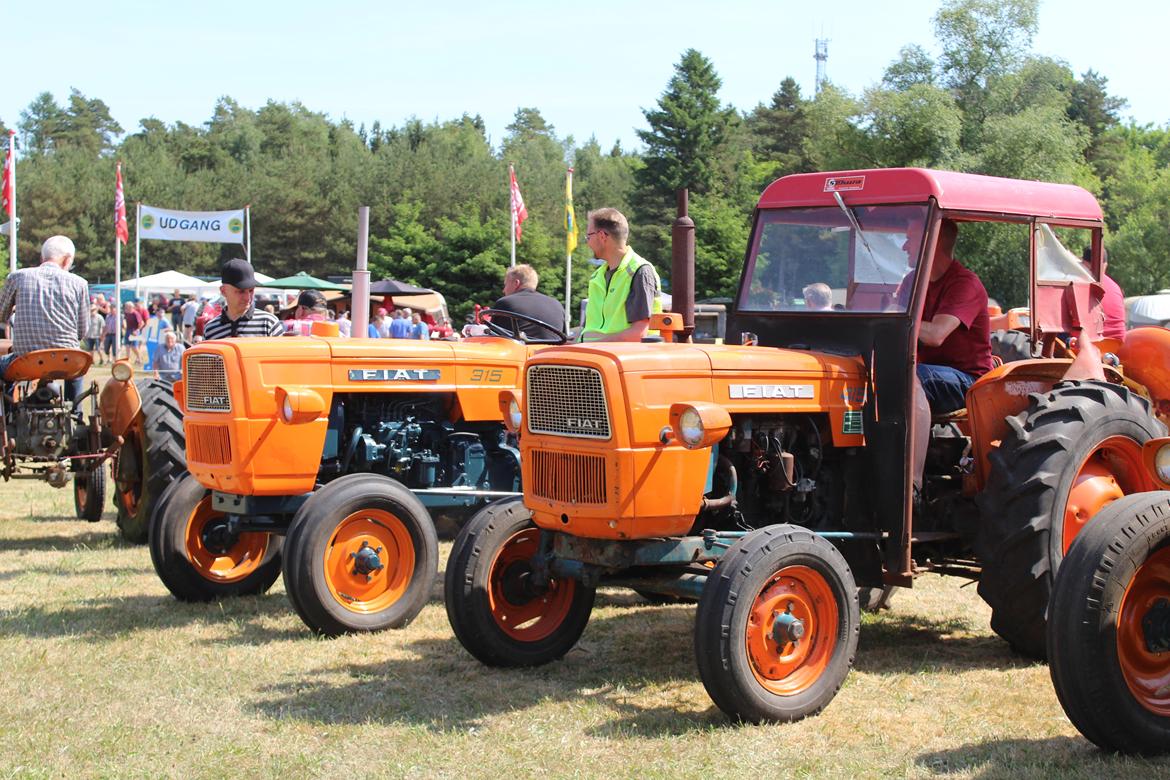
(671, 188), (695, 343)
(352, 206), (371, 339)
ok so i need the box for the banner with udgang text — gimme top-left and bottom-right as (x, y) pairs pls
(139, 205), (246, 244)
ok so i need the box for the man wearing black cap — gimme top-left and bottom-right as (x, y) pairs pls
(203, 258), (284, 340)
(283, 289), (331, 336)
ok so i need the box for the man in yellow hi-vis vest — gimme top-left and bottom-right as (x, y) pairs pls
(581, 207), (662, 342)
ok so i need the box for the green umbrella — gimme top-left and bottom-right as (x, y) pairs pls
(260, 271), (350, 291)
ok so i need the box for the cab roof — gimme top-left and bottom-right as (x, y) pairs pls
(757, 168), (1103, 222)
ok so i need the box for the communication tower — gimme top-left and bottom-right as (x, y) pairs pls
(815, 38), (829, 94)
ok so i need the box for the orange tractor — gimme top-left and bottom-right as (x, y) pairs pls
(152, 312), (565, 636)
(444, 169), (1170, 754)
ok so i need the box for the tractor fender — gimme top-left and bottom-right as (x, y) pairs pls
(1118, 327), (1170, 423)
(99, 375), (143, 438)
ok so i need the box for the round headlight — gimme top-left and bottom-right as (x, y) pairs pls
(678, 407), (704, 447)
(111, 361), (133, 382)
(508, 399), (523, 431)
(281, 395), (295, 424)
(1156, 443), (1170, 484)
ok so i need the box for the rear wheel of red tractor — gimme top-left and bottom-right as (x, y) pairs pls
(114, 378), (185, 544)
(149, 473), (282, 601)
(1048, 491), (1170, 755)
(695, 525), (859, 723)
(282, 474), (439, 637)
(977, 381), (1164, 659)
(445, 497), (595, 667)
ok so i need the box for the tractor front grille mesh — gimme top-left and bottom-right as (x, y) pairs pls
(187, 423), (231, 465)
(530, 449), (608, 504)
(185, 353), (231, 412)
(526, 364), (610, 439)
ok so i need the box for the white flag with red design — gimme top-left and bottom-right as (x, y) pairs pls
(115, 162), (129, 245)
(509, 165), (528, 241)
(1, 133), (13, 218)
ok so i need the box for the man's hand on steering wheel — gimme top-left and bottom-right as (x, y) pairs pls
(477, 308), (567, 345)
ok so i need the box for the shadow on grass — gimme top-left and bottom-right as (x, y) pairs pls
(916, 736), (1169, 776)
(0, 591), (303, 644)
(854, 612), (1032, 674)
(0, 528), (122, 552)
(252, 607), (727, 736)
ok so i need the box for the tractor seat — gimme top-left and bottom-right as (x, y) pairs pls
(3, 349), (93, 382)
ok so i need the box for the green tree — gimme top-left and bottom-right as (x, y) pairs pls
(636, 49), (737, 200)
(934, 0), (1040, 144)
(745, 77), (809, 179)
(19, 92), (65, 156)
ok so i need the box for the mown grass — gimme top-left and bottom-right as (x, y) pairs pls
(0, 479), (1166, 779)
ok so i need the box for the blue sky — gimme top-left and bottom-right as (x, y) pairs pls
(5, 1), (1166, 152)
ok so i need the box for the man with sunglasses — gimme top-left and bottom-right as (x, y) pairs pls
(580, 208), (662, 342)
(203, 258), (284, 340)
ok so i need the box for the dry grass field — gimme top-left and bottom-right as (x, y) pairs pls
(0, 477), (1167, 779)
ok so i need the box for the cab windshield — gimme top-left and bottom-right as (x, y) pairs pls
(739, 204), (929, 314)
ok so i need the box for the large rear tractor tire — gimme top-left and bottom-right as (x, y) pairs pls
(695, 525), (859, 723)
(282, 474), (439, 637)
(114, 378), (185, 544)
(977, 381), (1164, 659)
(445, 497), (594, 667)
(1048, 491), (1170, 755)
(149, 473), (282, 601)
(73, 463), (107, 522)
(990, 329), (1033, 363)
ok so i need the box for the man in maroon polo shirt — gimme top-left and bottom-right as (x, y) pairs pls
(914, 219), (994, 413)
(1083, 246), (1126, 340)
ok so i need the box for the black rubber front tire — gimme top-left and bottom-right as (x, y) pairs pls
(114, 378), (185, 544)
(73, 463), (107, 522)
(695, 525), (859, 723)
(282, 474), (439, 637)
(1048, 491), (1170, 755)
(445, 497), (594, 667)
(977, 381), (1164, 659)
(149, 473), (282, 602)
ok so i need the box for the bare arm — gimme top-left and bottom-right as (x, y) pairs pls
(918, 313), (960, 347)
(588, 319), (650, 342)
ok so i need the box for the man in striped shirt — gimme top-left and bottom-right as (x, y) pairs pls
(0, 235), (90, 400)
(202, 259), (283, 340)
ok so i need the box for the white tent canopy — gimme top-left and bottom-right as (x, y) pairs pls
(124, 270), (219, 294)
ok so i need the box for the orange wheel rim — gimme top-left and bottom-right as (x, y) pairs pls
(487, 528), (575, 641)
(1063, 436), (1147, 553)
(1117, 545), (1170, 716)
(323, 510), (415, 614)
(746, 565), (838, 695)
(183, 495), (269, 583)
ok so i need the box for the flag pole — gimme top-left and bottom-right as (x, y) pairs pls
(8, 130), (17, 274)
(134, 202), (141, 296)
(564, 167), (573, 328)
(114, 230), (122, 360)
(245, 205), (252, 260)
(134, 204), (141, 300)
(509, 165), (516, 268)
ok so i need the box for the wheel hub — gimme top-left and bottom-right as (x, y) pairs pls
(500, 560), (537, 606)
(771, 604), (806, 645)
(350, 540), (384, 579)
(1142, 598), (1170, 654)
(200, 518), (238, 555)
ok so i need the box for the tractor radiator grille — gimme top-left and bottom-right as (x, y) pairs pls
(187, 423), (232, 465)
(185, 354), (231, 412)
(530, 449), (608, 504)
(526, 364), (610, 439)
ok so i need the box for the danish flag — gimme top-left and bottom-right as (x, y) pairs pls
(115, 162), (129, 244)
(509, 165), (528, 241)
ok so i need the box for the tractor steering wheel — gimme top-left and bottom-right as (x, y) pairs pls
(478, 308), (568, 345)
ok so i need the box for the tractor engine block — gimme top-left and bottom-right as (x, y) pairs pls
(12, 384), (74, 457)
